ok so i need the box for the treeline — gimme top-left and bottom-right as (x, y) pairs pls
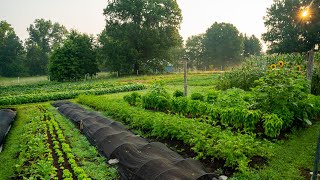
(0, 0), (263, 81)
(3, 0), (317, 81)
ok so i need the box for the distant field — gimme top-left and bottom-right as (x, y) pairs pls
(0, 76), (49, 86)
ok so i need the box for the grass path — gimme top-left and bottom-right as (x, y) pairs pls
(236, 121), (320, 179)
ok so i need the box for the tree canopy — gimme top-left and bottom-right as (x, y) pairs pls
(0, 21), (25, 77)
(185, 34), (205, 69)
(263, 0), (320, 53)
(49, 31), (98, 82)
(243, 34), (262, 57)
(25, 19), (67, 75)
(203, 22), (243, 67)
(99, 0), (183, 74)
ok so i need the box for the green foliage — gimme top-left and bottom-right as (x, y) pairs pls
(263, 0), (320, 53)
(0, 84), (145, 105)
(312, 64), (320, 95)
(252, 67), (310, 129)
(49, 30), (98, 82)
(170, 97), (189, 115)
(216, 54), (307, 91)
(99, 0), (183, 74)
(243, 34), (262, 57)
(173, 90), (184, 97)
(190, 92), (205, 101)
(185, 34), (205, 69)
(203, 22), (243, 67)
(123, 92), (141, 106)
(262, 113), (283, 138)
(25, 19), (67, 76)
(0, 20), (25, 77)
(78, 94), (274, 173)
(206, 90), (220, 104)
(142, 83), (170, 111)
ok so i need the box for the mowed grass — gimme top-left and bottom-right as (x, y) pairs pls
(235, 122), (320, 180)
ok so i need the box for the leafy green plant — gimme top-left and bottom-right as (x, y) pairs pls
(252, 67), (310, 129)
(263, 113), (283, 138)
(173, 90), (184, 97)
(191, 92), (205, 101)
(123, 92), (141, 106)
(78, 94), (275, 173)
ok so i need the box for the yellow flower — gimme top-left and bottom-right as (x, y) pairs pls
(296, 65), (302, 71)
(270, 64), (277, 69)
(278, 61), (285, 68)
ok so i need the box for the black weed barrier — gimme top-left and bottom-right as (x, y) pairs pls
(53, 100), (219, 180)
(0, 109), (16, 151)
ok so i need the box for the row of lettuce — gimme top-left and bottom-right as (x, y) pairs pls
(0, 105), (117, 179)
(0, 84), (145, 105)
(78, 94), (275, 174)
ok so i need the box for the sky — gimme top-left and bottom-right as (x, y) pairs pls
(0, 0), (274, 49)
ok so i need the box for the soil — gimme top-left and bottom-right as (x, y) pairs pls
(41, 108), (77, 180)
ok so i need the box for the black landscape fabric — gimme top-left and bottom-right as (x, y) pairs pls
(0, 109), (16, 146)
(53, 100), (219, 180)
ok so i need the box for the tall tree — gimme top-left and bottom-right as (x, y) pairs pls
(185, 34), (205, 69)
(203, 22), (243, 67)
(25, 19), (67, 76)
(99, 0), (183, 74)
(49, 31), (98, 82)
(263, 0), (320, 53)
(243, 34), (262, 57)
(0, 21), (25, 77)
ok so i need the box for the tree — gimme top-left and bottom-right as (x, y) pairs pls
(0, 21), (25, 77)
(185, 34), (205, 69)
(203, 22), (243, 68)
(263, 0), (320, 53)
(99, 0), (183, 74)
(243, 34), (262, 57)
(25, 19), (67, 76)
(49, 31), (98, 82)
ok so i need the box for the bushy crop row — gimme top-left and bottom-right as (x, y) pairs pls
(0, 84), (145, 106)
(125, 83), (320, 138)
(78, 94), (274, 173)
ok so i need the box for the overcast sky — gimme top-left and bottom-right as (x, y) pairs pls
(0, 0), (273, 49)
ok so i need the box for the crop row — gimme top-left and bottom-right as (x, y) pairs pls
(0, 104), (117, 179)
(78, 94), (274, 173)
(0, 84), (145, 106)
(14, 106), (56, 179)
(45, 110), (90, 180)
(0, 80), (120, 96)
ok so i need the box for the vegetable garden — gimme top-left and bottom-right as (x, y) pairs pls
(0, 54), (320, 179)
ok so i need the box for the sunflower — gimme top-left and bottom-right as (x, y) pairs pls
(296, 65), (302, 71)
(270, 64), (277, 69)
(278, 61), (285, 68)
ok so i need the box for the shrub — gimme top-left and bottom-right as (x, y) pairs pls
(252, 67), (310, 129)
(123, 92), (141, 106)
(190, 92), (205, 101)
(263, 114), (283, 138)
(171, 97), (189, 115)
(173, 90), (184, 97)
(206, 90), (220, 104)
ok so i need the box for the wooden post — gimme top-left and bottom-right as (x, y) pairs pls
(312, 130), (320, 180)
(184, 58), (188, 97)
